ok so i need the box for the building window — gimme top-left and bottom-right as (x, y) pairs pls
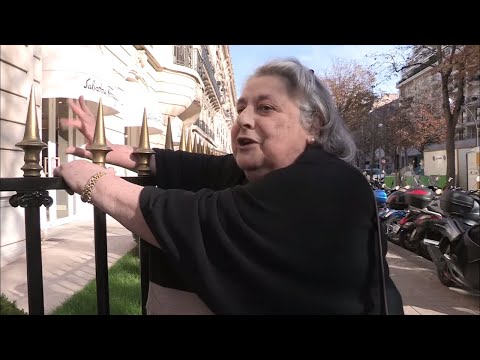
(466, 126), (476, 139)
(173, 45), (193, 68)
(455, 128), (465, 141)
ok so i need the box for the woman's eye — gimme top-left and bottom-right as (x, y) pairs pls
(236, 107), (245, 114)
(258, 105), (273, 112)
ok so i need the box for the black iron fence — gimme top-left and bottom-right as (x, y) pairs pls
(0, 89), (159, 315)
(0, 88), (223, 315)
(0, 175), (156, 315)
(1, 83), (226, 316)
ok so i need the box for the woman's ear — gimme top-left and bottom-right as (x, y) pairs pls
(307, 136), (315, 145)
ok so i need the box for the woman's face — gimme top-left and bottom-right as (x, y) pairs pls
(231, 75), (310, 181)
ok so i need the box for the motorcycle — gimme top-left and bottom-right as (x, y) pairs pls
(380, 189), (409, 246)
(393, 187), (437, 251)
(424, 189), (480, 294)
(402, 186), (444, 259)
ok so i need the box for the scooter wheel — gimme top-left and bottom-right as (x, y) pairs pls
(437, 260), (455, 287)
(384, 215), (404, 246)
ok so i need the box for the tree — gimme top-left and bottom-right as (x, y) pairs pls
(371, 45), (480, 182)
(408, 98), (446, 153)
(319, 59), (377, 129)
(367, 97), (415, 177)
(319, 59), (378, 166)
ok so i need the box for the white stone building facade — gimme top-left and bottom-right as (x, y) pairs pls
(0, 45), (238, 266)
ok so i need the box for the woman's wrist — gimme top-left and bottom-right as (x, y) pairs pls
(80, 171), (109, 204)
(88, 172), (117, 206)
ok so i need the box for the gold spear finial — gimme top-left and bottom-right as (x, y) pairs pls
(86, 98), (112, 167)
(132, 108), (155, 176)
(194, 134), (199, 154)
(179, 123), (187, 151)
(191, 133), (197, 154)
(197, 137), (202, 154)
(186, 127), (193, 153)
(164, 116), (174, 150)
(15, 85), (47, 177)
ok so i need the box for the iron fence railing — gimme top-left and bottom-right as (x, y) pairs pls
(0, 175), (156, 315)
(0, 87), (218, 315)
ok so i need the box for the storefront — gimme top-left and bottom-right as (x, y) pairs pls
(40, 45), (123, 226)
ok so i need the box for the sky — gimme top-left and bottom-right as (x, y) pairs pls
(229, 45), (401, 98)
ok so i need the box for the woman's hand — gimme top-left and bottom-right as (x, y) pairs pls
(58, 96), (143, 172)
(53, 160), (115, 195)
(59, 96), (105, 160)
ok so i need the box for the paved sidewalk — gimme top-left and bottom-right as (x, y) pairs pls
(1, 215), (136, 314)
(1, 216), (479, 315)
(386, 242), (479, 315)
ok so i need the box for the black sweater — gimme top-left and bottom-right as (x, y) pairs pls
(139, 145), (404, 315)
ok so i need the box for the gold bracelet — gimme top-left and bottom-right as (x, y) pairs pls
(80, 171), (108, 204)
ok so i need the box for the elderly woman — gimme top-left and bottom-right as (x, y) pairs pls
(55, 57), (404, 315)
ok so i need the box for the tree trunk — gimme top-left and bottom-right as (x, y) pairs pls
(441, 70), (464, 187)
(445, 119), (456, 186)
(394, 147), (400, 186)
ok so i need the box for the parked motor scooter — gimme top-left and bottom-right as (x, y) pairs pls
(394, 187), (437, 252)
(403, 186), (444, 259)
(380, 188), (409, 245)
(424, 189), (480, 295)
(395, 177), (444, 256)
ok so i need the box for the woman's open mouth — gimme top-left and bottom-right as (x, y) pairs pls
(237, 137), (258, 147)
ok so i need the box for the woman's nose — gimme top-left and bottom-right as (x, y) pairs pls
(236, 109), (254, 129)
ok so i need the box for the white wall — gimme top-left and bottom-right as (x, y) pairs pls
(424, 147), (478, 189)
(457, 147), (474, 190)
(0, 45), (43, 267)
(424, 150), (449, 176)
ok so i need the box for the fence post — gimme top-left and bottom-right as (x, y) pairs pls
(179, 123), (187, 151)
(86, 98), (112, 315)
(165, 116), (174, 150)
(10, 85), (51, 315)
(132, 108), (154, 315)
(186, 127), (193, 153)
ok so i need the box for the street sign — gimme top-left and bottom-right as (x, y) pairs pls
(375, 148), (385, 158)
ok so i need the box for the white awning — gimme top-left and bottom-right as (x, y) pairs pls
(42, 45), (122, 116)
(121, 79), (164, 135)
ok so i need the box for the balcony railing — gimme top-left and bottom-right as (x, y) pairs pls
(197, 46), (223, 109)
(0, 88), (219, 315)
(172, 45), (227, 125)
(194, 119), (215, 142)
(172, 45), (222, 104)
(173, 45), (193, 68)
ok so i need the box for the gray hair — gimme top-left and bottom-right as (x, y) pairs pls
(250, 57), (356, 163)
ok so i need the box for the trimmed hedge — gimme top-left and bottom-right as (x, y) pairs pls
(0, 293), (27, 315)
(384, 175), (447, 189)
